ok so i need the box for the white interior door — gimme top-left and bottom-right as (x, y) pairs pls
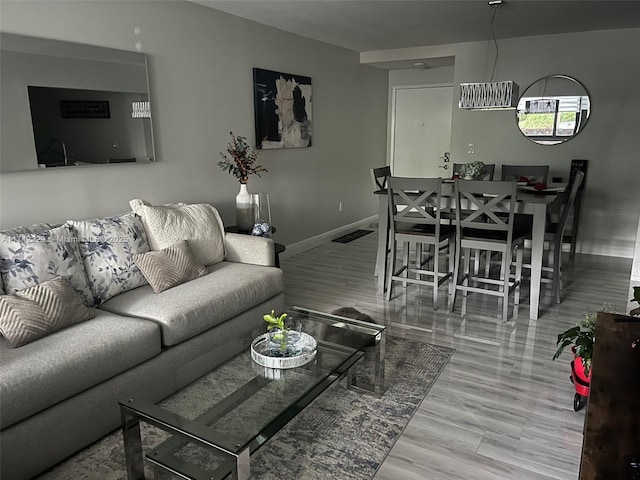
(392, 85), (453, 178)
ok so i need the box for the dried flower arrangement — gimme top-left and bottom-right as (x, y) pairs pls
(217, 132), (267, 184)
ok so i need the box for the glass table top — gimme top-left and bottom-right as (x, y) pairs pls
(119, 306), (385, 479)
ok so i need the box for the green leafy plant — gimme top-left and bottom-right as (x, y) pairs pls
(459, 161), (486, 178)
(218, 131), (267, 184)
(263, 310), (288, 331)
(553, 304), (615, 376)
(263, 310), (289, 347)
(630, 286), (640, 317)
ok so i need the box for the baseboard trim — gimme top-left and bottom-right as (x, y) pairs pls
(279, 215), (378, 260)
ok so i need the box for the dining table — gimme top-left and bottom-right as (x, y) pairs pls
(374, 181), (567, 320)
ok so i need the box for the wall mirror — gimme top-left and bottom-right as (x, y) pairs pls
(0, 33), (155, 173)
(516, 74), (590, 146)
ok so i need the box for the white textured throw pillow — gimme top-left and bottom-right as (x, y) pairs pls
(129, 199), (226, 266)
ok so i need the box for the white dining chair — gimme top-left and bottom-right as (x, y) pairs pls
(386, 177), (455, 309)
(371, 166), (392, 284)
(451, 180), (530, 321)
(519, 170), (585, 303)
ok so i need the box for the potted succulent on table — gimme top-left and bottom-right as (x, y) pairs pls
(458, 160), (487, 180)
(553, 304), (615, 411)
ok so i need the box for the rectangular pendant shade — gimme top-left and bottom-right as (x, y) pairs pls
(459, 81), (519, 110)
(131, 101), (151, 118)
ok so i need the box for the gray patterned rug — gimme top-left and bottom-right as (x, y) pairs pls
(38, 338), (454, 480)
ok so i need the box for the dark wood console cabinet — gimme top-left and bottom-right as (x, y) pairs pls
(579, 312), (640, 480)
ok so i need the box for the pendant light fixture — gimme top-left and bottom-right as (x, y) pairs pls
(459, 0), (519, 110)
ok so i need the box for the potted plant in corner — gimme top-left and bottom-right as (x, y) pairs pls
(553, 304), (615, 411)
(630, 286), (640, 317)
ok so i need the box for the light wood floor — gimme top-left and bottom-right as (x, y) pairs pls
(279, 228), (632, 480)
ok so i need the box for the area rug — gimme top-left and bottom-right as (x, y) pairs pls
(332, 229), (373, 243)
(37, 338), (454, 480)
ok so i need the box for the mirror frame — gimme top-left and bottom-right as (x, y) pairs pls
(0, 33), (156, 173)
(516, 74), (591, 146)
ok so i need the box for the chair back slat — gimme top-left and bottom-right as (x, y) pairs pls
(455, 180), (517, 234)
(371, 166), (391, 192)
(557, 170), (584, 237)
(501, 164), (550, 184)
(387, 177), (444, 228)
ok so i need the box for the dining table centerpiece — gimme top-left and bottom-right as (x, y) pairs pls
(218, 132), (268, 232)
(458, 161), (487, 179)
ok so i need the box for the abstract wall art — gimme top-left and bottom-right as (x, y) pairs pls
(253, 68), (312, 149)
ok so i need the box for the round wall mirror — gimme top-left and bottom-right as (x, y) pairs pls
(516, 75), (590, 145)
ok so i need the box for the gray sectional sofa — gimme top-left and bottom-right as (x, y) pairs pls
(0, 201), (285, 478)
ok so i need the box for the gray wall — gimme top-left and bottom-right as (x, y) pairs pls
(386, 28), (640, 257)
(0, 0), (389, 249)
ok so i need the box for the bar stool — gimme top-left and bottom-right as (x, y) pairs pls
(386, 176), (455, 309)
(451, 180), (530, 321)
(521, 171), (585, 303)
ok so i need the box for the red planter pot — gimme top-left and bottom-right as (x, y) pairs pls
(570, 345), (591, 411)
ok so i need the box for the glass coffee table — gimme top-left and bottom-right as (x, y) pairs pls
(119, 306), (385, 480)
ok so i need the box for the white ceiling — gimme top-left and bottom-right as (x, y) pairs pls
(189, 0), (640, 55)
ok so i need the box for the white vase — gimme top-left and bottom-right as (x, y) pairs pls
(236, 183), (252, 232)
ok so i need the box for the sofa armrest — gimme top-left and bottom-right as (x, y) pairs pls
(224, 233), (275, 266)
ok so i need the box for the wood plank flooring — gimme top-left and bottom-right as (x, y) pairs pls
(279, 227), (632, 480)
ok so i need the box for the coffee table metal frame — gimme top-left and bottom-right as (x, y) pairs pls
(290, 306), (386, 397)
(118, 307), (385, 480)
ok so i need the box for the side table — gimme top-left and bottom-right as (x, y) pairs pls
(224, 226), (286, 267)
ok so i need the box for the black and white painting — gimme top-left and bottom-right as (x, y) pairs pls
(253, 68), (312, 149)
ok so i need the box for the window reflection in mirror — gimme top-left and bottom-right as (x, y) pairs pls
(516, 75), (590, 146)
(0, 33), (155, 173)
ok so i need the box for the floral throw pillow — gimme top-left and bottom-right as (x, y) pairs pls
(0, 224), (94, 305)
(66, 212), (150, 306)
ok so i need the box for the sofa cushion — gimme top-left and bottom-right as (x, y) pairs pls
(66, 212), (150, 306)
(0, 309), (161, 430)
(129, 199), (226, 266)
(100, 261), (284, 346)
(0, 224), (94, 305)
(225, 233), (275, 266)
(0, 276), (95, 348)
(133, 240), (206, 293)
